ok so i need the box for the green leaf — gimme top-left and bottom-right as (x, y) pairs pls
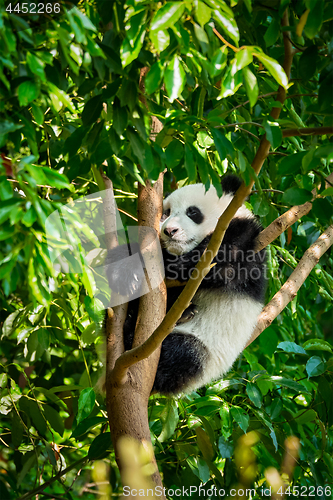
(270, 399), (283, 419)
(213, 9), (239, 46)
(71, 6), (97, 32)
(219, 65), (243, 98)
(0, 178), (13, 201)
(230, 406), (249, 433)
(218, 436), (233, 458)
(299, 45), (318, 80)
(31, 103), (44, 125)
(197, 131), (214, 148)
(72, 416), (106, 439)
(48, 83), (76, 112)
(264, 120), (282, 149)
(11, 412), (24, 447)
(41, 168), (73, 191)
(211, 128), (234, 161)
(277, 341), (307, 355)
(145, 61), (164, 95)
(18, 80), (40, 106)
(294, 409), (317, 425)
(127, 128), (145, 163)
(259, 327), (279, 356)
(43, 405), (64, 436)
(22, 207), (37, 227)
(184, 145), (196, 182)
(270, 376), (306, 392)
(235, 47), (253, 71)
(312, 198), (333, 222)
(306, 356), (326, 378)
(304, 1), (324, 39)
(26, 52), (45, 81)
(88, 432), (112, 460)
(149, 30), (170, 51)
(195, 426), (214, 460)
(278, 152), (307, 175)
(164, 55), (186, 102)
(264, 17), (280, 47)
(77, 387), (95, 424)
(193, 144), (209, 184)
(20, 397), (46, 435)
(251, 193), (270, 216)
(281, 187), (312, 205)
(254, 50), (289, 88)
(246, 383), (263, 408)
(17, 453), (37, 487)
(120, 26), (146, 67)
(0, 120), (23, 135)
(303, 339), (333, 352)
(242, 66), (258, 107)
(209, 46), (228, 79)
(113, 97), (128, 136)
(165, 140), (184, 168)
(37, 329), (50, 350)
(81, 95), (103, 127)
(150, 2), (185, 32)
(158, 400), (179, 442)
(194, 23), (209, 54)
(195, 1), (212, 26)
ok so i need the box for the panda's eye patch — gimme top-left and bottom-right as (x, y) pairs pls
(161, 208), (171, 221)
(186, 206), (204, 224)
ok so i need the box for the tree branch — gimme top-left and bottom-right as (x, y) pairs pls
(282, 126), (333, 137)
(102, 174), (128, 386)
(112, 174), (166, 385)
(247, 225), (333, 347)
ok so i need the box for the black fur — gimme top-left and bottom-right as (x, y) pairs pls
(152, 333), (208, 394)
(186, 206), (204, 224)
(221, 174), (242, 194)
(163, 217), (266, 303)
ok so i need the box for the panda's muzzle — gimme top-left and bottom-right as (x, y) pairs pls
(164, 227), (179, 237)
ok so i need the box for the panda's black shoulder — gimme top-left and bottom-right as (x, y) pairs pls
(221, 174), (242, 195)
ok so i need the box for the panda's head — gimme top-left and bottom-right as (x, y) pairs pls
(160, 184), (235, 255)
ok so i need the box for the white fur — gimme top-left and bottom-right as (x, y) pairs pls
(172, 289), (262, 393)
(161, 184), (253, 255)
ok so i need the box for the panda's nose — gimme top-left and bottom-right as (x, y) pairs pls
(164, 227), (178, 237)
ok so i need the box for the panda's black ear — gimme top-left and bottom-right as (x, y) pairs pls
(221, 174), (242, 195)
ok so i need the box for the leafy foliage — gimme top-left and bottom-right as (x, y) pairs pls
(0, 0), (332, 498)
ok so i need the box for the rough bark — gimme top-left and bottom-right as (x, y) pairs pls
(104, 173), (166, 497)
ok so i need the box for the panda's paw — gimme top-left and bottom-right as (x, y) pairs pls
(176, 303), (198, 325)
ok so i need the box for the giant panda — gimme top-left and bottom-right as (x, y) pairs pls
(105, 175), (266, 396)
